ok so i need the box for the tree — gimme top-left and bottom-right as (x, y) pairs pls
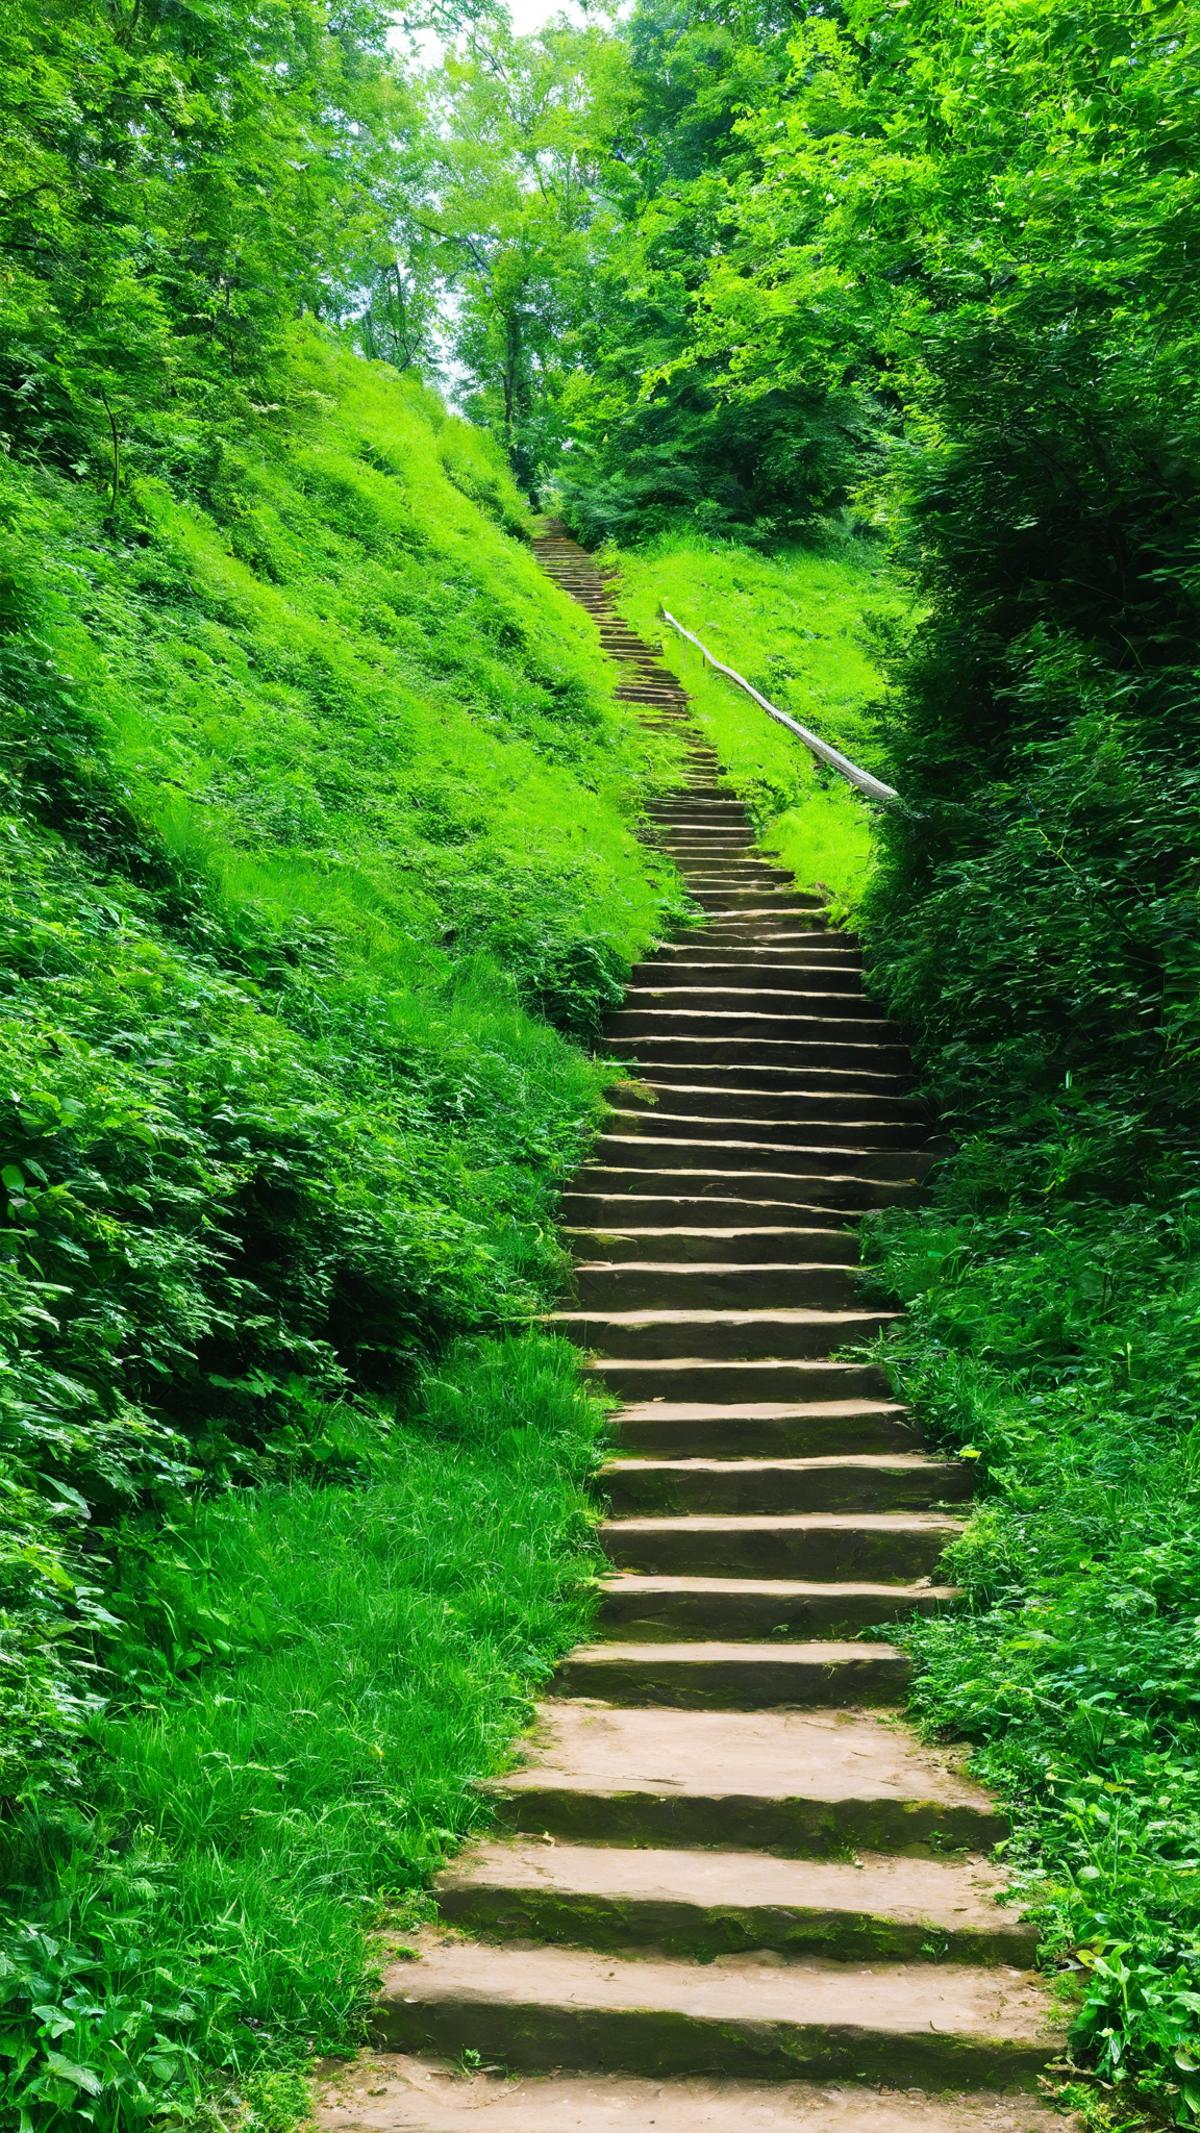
(0, 0), (421, 501)
(425, 9), (634, 494)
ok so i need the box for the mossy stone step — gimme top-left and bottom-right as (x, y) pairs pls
(319, 2059), (1070, 2132)
(600, 1509), (962, 1580)
(435, 1839), (1037, 1965)
(607, 1395), (915, 1457)
(600, 1452), (970, 1516)
(587, 1355), (894, 1402)
(585, 1133), (929, 1180)
(374, 1935), (1058, 2089)
(597, 1571), (955, 1640)
(566, 1221), (860, 1264)
(488, 1701), (1007, 1857)
(548, 1304), (897, 1361)
(574, 1260), (865, 1310)
(606, 1106), (929, 1147)
(550, 1637), (910, 1708)
(565, 1170), (922, 1214)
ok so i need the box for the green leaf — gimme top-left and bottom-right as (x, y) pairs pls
(44, 2054), (103, 2096)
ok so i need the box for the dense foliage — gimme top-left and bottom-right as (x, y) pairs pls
(0, 0), (447, 498)
(421, 0), (844, 534)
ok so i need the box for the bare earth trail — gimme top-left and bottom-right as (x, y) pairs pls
(318, 530), (1071, 2131)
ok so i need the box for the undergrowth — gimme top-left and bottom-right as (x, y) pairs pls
(865, 1175), (1200, 2126)
(860, 718), (1200, 2120)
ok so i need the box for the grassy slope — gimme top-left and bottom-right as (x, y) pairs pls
(611, 532), (904, 904)
(16, 1336), (602, 2131)
(0, 330), (685, 2128)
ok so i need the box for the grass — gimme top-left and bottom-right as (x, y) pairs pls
(6, 1336), (602, 2130)
(610, 529), (906, 906)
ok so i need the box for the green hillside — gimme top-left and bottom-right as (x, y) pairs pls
(0, 326), (684, 2127)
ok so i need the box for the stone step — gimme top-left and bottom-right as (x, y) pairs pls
(622, 986), (880, 1017)
(647, 841), (764, 858)
(566, 1223), (859, 1265)
(586, 1135), (930, 1183)
(632, 958), (863, 987)
(374, 1935), (1057, 2088)
(436, 1840), (1036, 1965)
(587, 1356), (893, 1404)
(601, 1510), (962, 1580)
(646, 799), (747, 815)
(688, 927), (860, 949)
(647, 814), (758, 831)
(649, 939), (860, 962)
(575, 1261), (864, 1311)
(672, 866), (796, 883)
(565, 1170), (922, 1214)
(598, 1571), (953, 1640)
(607, 1107), (929, 1148)
(687, 893), (830, 915)
(613, 1057), (916, 1092)
(548, 1305), (897, 1361)
(648, 814), (749, 829)
(611, 1036), (912, 1071)
(609, 1012), (898, 1047)
(645, 820), (757, 834)
(563, 1193), (875, 1230)
(614, 1082), (926, 1124)
(622, 1062), (915, 1095)
(684, 910), (842, 930)
(551, 1638), (910, 1708)
(609, 1397), (916, 1458)
(601, 1454), (970, 1517)
(656, 783), (739, 798)
(489, 1702), (1007, 1857)
(318, 2058), (1069, 2131)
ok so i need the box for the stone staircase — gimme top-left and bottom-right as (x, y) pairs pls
(317, 529), (1068, 2132)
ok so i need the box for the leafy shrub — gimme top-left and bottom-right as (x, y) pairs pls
(865, 1182), (1200, 2123)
